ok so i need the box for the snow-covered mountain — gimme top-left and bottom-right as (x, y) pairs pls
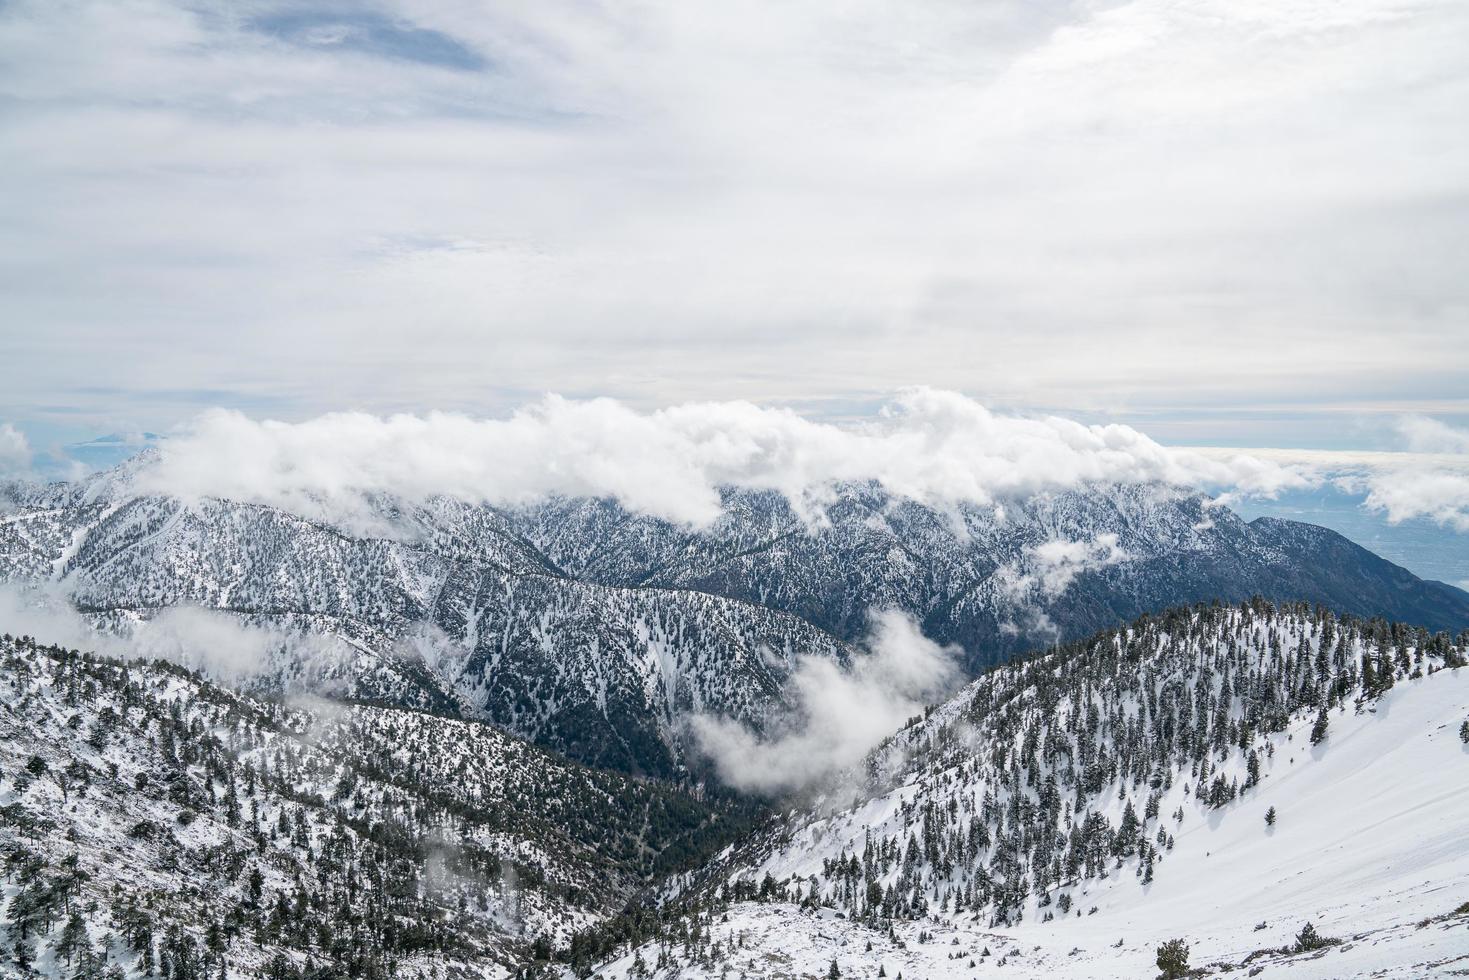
(3, 590), (1466, 978)
(0, 634), (757, 979)
(3, 456), (1468, 778)
(0, 474), (851, 777)
(516, 484), (1469, 661)
(569, 601), (1469, 979)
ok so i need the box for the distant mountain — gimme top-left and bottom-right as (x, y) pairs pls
(3, 457), (1467, 778)
(0, 634), (759, 978)
(515, 484), (1469, 665)
(566, 601), (1469, 979)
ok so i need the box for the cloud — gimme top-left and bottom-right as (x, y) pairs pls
(1001, 532), (1132, 601)
(1188, 433), (1469, 534)
(128, 389), (1311, 529)
(1395, 415), (1469, 455)
(687, 610), (962, 794)
(1348, 417), (1469, 532)
(0, 582), (279, 678)
(1, 0), (1466, 427)
(1363, 471), (1469, 532)
(1358, 417), (1469, 532)
(0, 424), (31, 478)
(129, 605), (280, 680)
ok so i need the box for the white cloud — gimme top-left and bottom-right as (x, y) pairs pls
(687, 610), (961, 794)
(1001, 533), (1132, 601)
(1363, 471), (1469, 532)
(129, 389), (1312, 528)
(1353, 417), (1469, 532)
(129, 605), (280, 680)
(0, 424), (31, 478)
(1396, 415), (1469, 455)
(0, 0), (1466, 425)
(1188, 434), (1469, 534)
(0, 582), (280, 679)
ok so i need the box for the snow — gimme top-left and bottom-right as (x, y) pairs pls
(573, 667), (1469, 978)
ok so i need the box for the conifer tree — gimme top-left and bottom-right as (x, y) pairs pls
(1309, 707), (1329, 746)
(1155, 938), (1189, 979)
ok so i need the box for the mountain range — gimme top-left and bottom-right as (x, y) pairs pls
(3, 454), (1468, 780)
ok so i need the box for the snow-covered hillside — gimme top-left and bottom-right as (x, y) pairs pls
(566, 603), (1469, 978)
(0, 482), (851, 777)
(0, 635), (755, 979)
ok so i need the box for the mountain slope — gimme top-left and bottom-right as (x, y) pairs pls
(1, 486), (853, 777)
(0, 635), (759, 979)
(563, 602), (1469, 978)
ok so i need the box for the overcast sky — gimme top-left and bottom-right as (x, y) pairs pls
(1, 0), (1467, 579)
(2, 0), (1466, 438)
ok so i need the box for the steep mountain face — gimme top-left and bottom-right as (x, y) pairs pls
(565, 602), (1469, 979)
(0, 636), (759, 979)
(4, 459), (1468, 779)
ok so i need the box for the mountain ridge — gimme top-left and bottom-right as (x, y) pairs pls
(4, 459), (1468, 779)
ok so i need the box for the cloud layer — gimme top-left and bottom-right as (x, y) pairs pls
(0, 425), (30, 479)
(687, 610), (962, 794)
(2, 0), (1467, 433)
(133, 389), (1312, 527)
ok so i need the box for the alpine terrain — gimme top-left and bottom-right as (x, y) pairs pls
(4, 456), (1467, 778)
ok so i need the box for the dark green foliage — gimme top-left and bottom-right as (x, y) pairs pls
(651, 602), (1459, 933)
(1292, 921), (1339, 952)
(1156, 937), (1189, 978)
(1309, 707), (1329, 746)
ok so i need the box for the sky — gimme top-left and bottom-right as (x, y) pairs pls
(1, 0), (1467, 581)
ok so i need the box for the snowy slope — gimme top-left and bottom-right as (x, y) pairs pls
(0, 635), (755, 979)
(568, 604), (1469, 978)
(0, 485), (852, 776)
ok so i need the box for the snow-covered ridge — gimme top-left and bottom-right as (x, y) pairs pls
(569, 601), (1469, 978)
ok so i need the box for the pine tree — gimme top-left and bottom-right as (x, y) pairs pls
(1265, 806), (1276, 827)
(827, 957), (841, 978)
(1293, 921), (1334, 952)
(1309, 707), (1329, 746)
(55, 910), (89, 967)
(1155, 938), (1189, 979)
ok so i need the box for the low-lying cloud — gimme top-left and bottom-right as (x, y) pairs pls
(687, 610), (962, 795)
(131, 389), (1312, 529)
(1004, 533), (1131, 600)
(1357, 416), (1469, 533)
(1364, 472), (1469, 533)
(0, 582), (280, 680)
